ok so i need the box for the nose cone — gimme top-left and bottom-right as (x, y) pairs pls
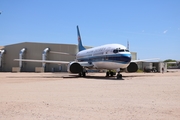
(120, 53), (131, 63)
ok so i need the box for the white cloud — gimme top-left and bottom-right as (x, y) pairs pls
(163, 30), (168, 34)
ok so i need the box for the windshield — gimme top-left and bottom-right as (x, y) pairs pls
(113, 48), (129, 53)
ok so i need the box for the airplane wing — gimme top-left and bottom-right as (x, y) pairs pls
(14, 59), (94, 67)
(131, 58), (160, 62)
(49, 51), (76, 56)
(14, 59), (70, 64)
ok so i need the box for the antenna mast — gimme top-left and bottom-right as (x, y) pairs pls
(127, 40), (129, 50)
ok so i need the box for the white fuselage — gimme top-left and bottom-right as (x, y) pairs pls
(76, 44), (131, 70)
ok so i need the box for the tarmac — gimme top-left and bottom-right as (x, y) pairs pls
(0, 71), (180, 120)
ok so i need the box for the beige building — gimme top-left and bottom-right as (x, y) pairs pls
(0, 42), (137, 72)
(130, 52), (137, 60)
(0, 46), (4, 49)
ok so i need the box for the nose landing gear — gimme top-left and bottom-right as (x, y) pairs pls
(116, 71), (122, 79)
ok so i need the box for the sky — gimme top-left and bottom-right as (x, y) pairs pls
(0, 0), (180, 60)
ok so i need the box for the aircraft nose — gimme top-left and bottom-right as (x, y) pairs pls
(120, 53), (131, 62)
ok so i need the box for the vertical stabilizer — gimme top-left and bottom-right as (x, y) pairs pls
(77, 26), (86, 51)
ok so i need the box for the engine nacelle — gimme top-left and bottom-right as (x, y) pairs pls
(67, 61), (83, 73)
(126, 62), (138, 72)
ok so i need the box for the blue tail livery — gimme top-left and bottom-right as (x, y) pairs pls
(77, 26), (86, 51)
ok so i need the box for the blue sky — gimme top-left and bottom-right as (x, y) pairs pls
(0, 0), (180, 60)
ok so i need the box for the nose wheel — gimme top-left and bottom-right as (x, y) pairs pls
(116, 71), (122, 79)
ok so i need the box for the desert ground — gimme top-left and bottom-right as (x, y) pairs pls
(0, 71), (180, 120)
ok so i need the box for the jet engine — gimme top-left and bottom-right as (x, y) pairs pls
(67, 61), (83, 73)
(126, 62), (138, 72)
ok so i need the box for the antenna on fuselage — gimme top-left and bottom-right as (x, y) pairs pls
(127, 40), (129, 50)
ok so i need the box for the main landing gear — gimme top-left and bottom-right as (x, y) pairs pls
(106, 70), (122, 79)
(79, 69), (87, 77)
(79, 71), (86, 77)
(106, 71), (115, 77)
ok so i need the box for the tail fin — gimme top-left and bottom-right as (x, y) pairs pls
(77, 26), (86, 51)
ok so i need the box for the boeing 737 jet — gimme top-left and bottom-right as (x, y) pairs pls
(14, 26), (158, 79)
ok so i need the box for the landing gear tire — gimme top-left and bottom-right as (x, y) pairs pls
(106, 72), (109, 77)
(110, 72), (114, 77)
(79, 72), (86, 77)
(82, 72), (86, 77)
(117, 73), (122, 79)
(79, 72), (82, 77)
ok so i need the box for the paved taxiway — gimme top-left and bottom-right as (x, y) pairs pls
(0, 71), (180, 120)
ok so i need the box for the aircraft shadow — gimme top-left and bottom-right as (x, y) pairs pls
(63, 74), (154, 80)
(63, 75), (122, 80)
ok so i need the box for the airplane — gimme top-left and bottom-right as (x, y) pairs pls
(14, 26), (158, 79)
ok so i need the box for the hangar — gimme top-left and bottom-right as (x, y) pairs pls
(0, 42), (137, 72)
(137, 62), (167, 73)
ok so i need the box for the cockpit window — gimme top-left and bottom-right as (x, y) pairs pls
(119, 49), (125, 52)
(113, 48), (129, 53)
(113, 49), (118, 53)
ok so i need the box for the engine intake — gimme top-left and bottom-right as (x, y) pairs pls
(67, 62), (83, 73)
(126, 62), (138, 72)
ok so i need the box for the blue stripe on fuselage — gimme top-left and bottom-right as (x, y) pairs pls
(77, 53), (131, 64)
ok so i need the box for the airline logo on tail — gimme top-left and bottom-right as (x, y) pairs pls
(78, 36), (81, 42)
(77, 26), (86, 51)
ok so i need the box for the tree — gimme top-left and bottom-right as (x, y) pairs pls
(164, 59), (177, 62)
(164, 59), (177, 68)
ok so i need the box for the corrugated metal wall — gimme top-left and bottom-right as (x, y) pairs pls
(1, 42), (77, 72)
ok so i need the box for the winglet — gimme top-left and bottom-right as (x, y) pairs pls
(77, 26), (86, 51)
